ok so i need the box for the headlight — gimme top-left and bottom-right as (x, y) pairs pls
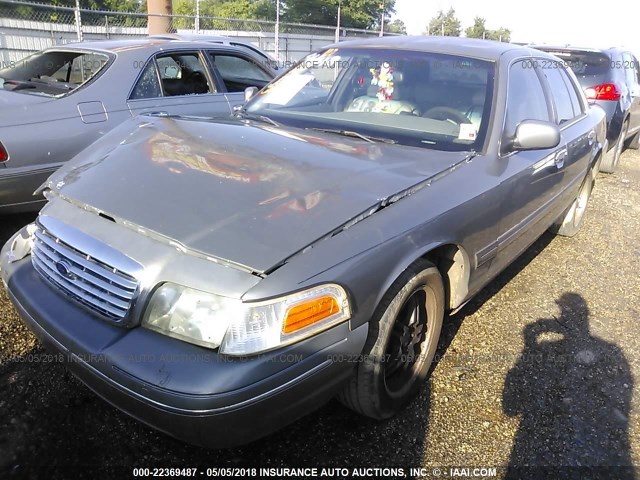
(2, 223), (36, 265)
(142, 283), (351, 356)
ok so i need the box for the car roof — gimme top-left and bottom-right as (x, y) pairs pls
(149, 33), (250, 46)
(324, 35), (539, 62)
(531, 45), (633, 55)
(44, 37), (253, 54)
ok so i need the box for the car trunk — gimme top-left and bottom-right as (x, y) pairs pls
(0, 88), (54, 107)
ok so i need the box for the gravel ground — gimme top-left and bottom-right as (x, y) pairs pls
(0, 149), (639, 478)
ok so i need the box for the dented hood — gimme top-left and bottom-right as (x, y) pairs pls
(46, 115), (468, 273)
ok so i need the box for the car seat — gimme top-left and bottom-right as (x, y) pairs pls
(345, 71), (419, 115)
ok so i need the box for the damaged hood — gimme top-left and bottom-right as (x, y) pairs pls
(45, 115), (469, 273)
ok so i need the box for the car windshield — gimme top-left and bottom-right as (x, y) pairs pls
(0, 50), (109, 96)
(245, 48), (495, 151)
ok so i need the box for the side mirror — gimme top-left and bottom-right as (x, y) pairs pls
(244, 86), (259, 103)
(510, 120), (561, 151)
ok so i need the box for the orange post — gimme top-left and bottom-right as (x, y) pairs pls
(147, 0), (172, 34)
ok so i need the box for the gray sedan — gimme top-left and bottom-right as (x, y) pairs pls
(0, 37), (276, 213)
(1, 36), (606, 448)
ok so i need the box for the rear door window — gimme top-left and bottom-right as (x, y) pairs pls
(130, 60), (162, 100)
(130, 52), (216, 99)
(156, 52), (213, 97)
(539, 63), (578, 124)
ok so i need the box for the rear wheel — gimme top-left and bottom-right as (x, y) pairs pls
(628, 130), (640, 150)
(337, 259), (444, 419)
(553, 173), (593, 237)
(600, 120), (628, 173)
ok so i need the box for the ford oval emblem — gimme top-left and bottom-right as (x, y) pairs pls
(55, 260), (74, 279)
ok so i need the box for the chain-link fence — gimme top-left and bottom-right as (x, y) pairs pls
(0, 0), (397, 67)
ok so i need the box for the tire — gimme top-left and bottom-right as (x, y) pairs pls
(552, 173), (594, 237)
(337, 259), (444, 419)
(600, 120), (628, 173)
(628, 130), (640, 150)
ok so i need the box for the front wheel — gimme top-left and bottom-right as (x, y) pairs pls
(337, 259), (444, 419)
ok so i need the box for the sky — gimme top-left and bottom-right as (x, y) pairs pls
(394, 0), (640, 57)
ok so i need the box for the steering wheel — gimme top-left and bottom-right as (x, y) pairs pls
(423, 106), (471, 125)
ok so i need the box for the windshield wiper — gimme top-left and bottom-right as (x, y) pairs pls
(307, 128), (397, 144)
(236, 110), (279, 127)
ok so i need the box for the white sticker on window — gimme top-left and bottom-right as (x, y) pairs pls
(266, 74), (314, 105)
(458, 123), (478, 141)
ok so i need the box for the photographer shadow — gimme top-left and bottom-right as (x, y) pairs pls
(503, 292), (634, 478)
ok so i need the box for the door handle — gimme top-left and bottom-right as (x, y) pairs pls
(554, 148), (568, 169)
(147, 111), (168, 117)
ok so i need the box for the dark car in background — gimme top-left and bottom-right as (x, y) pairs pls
(532, 46), (640, 172)
(0, 38), (276, 213)
(1, 37), (606, 447)
(148, 34), (281, 71)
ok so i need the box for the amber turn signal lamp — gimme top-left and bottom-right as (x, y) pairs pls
(282, 296), (340, 334)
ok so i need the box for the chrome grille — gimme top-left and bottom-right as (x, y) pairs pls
(31, 224), (139, 321)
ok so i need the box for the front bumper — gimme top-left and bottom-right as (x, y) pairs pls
(3, 255), (367, 448)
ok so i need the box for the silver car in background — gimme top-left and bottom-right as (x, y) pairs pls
(0, 37), (276, 213)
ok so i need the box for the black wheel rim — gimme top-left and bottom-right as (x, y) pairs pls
(383, 286), (430, 396)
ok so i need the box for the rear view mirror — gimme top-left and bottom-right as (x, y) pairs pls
(244, 86), (259, 103)
(511, 120), (561, 151)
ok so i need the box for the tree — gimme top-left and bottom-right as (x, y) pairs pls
(486, 27), (511, 42)
(425, 8), (461, 37)
(172, 0), (395, 29)
(174, 0), (273, 19)
(465, 16), (486, 39)
(464, 16), (511, 42)
(386, 18), (406, 34)
(38, 0), (146, 10)
(283, 0), (396, 30)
